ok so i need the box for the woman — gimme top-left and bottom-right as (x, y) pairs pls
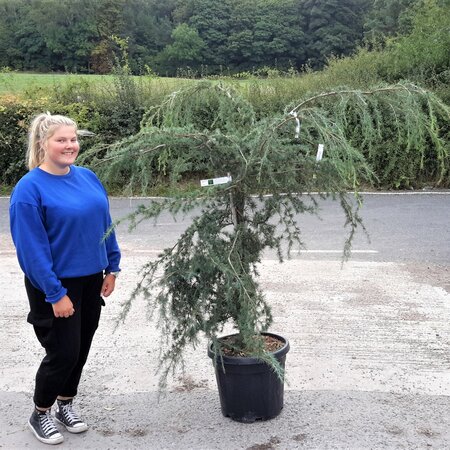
(9, 113), (121, 445)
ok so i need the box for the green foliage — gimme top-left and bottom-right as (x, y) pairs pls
(90, 40), (114, 74)
(380, 0), (450, 82)
(122, 0), (174, 74)
(0, 0), (372, 75)
(156, 24), (206, 75)
(0, 0), (100, 72)
(0, 94), (102, 185)
(0, 72), (192, 188)
(333, 84), (450, 188)
(0, 0), (172, 73)
(302, 0), (372, 68)
(4, 0), (445, 80)
(2, 0), (450, 191)
(90, 81), (448, 386)
(336, 0), (450, 102)
(225, 0), (307, 71)
(364, 0), (418, 42)
(0, 96), (32, 185)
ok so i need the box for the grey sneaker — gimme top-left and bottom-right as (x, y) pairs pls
(28, 409), (64, 445)
(55, 399), (88, 433)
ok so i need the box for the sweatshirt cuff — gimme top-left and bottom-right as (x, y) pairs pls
(45, 286), (68, 304)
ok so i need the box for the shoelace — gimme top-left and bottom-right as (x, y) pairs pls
(39, 410), (59, 435)
(61, 403), (82, 425)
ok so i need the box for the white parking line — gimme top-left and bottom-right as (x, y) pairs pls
(292, 250), (379, 254)
(1, 191), (450, 201)
(122, 249), (164, 254)
(118, 249), (380, 255)
(0, 249), (379, 256)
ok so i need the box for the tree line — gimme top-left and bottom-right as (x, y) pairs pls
(0, 0), (419, 76)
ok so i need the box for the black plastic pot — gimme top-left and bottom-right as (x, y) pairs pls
(207, 332), (290, 423)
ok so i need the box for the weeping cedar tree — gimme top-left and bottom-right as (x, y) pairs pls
(80, 81), (449, 387)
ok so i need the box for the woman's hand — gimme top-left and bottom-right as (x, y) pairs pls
(101, 274), (116, 297)
(52, 295), (74, 318)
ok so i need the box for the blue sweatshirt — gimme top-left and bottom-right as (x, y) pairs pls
(10, 165), (121, 303)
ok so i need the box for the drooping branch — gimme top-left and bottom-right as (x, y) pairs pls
(289, 82), (425, 114)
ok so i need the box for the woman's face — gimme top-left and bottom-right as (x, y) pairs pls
(42, 125), (79, 174)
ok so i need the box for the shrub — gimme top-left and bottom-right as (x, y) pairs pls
(0, 95), (42, 185)
(0, 75), (188, 188)
(0, 94), (107, 186)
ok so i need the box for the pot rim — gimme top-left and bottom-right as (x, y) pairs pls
(207, 331), (290, 365)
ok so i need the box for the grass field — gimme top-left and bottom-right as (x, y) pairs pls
(0, 71), (317, 118)
(0, 72), (190, 96)
(0, 68), (377, 107)
(0, 72), (108, 94)
(0, 71), (321, 99)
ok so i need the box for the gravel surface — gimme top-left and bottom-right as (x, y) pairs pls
(1, 253), (449, 449)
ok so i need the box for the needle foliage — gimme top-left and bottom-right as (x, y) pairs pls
(80, 81), (449, 387)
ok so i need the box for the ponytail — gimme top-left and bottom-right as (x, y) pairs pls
(27, 113), (77, 170)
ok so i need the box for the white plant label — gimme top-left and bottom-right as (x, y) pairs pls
(200, 175), (232, 187)
(316, 144), (324, 161)
(290, 110), (301, 138)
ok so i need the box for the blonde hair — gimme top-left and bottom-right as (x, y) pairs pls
(27, 113), (77, 170)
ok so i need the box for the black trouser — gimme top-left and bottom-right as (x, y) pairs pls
(25, 272), (104, 408)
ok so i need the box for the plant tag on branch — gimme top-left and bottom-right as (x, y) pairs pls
(290, 110), (301, 138)
(316, 144), (324, 161)
(200, 175), (232, 187)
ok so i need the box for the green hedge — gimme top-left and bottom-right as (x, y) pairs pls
(0, 74), (191, 188)
(1, 73), (449, 191)
(0, 94), (147, 187)
(0, 96), (40, 185)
